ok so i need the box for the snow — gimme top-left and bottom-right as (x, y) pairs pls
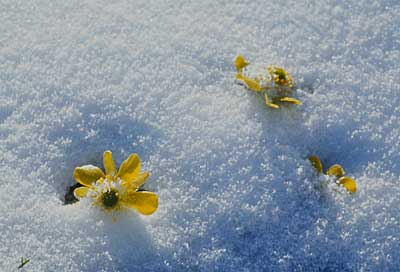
(1, 0), (399, 271)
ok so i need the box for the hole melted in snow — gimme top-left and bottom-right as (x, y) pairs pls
(64, 182), (83, 205)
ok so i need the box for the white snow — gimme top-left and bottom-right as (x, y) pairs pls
(1, 0), (399, 271)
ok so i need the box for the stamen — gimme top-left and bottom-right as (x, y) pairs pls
(102, 189), (119, 208)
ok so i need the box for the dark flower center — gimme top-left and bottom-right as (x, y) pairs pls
(274, 68), (287, 81)
(102, 190), (119, 208)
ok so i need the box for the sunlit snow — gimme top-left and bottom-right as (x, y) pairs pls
(1, 0), (399, 271)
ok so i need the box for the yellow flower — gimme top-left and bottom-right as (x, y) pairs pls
(73, 151), (158, 215)
(234, 55), (302, 109)
(308, 155), (357, 193)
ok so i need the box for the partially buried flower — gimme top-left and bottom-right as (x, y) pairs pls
(309, 155), (357, 194)
(73, 151), (158, 215)
(234, 55), (302, 109)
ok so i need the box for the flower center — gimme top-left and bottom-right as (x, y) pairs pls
(274, 68), (287, 81)
(102, 189), (119, 208)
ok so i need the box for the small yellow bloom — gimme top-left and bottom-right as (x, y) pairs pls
(308, 155), (357, 193)
(73, 151), (158, 215)
(267, 66), (294, 88)
(234, 55), (301, 109)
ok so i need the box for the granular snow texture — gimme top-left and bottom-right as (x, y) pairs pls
(1, 0), (399, 271)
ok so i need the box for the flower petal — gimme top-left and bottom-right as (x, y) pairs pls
(74, 186), (89, 199)
(242, 76), (262, 92)
(117, 153), (141, 183)
(73, 165), (105, 187)
(265, 94), (280, 109)
(234, 55), (249, 70)
(236, 73), (262, 92)
(309, 155), (323, 173)
(236, 73), (245, 80)
(280, 97), (302, 105)
(338, 176), (357, 193)
(130, 172), (150, 189)
(122, 191), (158, 215)
(326, 164), (345, 178)
(103, 150), (117, 176)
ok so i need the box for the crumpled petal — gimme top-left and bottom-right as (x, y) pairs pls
(73, 186), (89, 199)
(121, 191), (158, 215)
(326, 164), (345, 178)
(73, 165), (105, 187)
(103, 150), (117, 176)
(117, 153), (141, 183)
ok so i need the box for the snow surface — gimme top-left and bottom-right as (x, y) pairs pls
(1, 0), (400, 271)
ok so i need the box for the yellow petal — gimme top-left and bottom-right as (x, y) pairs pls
(117, 153), (141, 183)
(338, 176), (357, 193)
(309, 155), (323, 173)
(280, 97), (302, 105)
(73, 165), (105, 187)
(264, 94), (280, 109)
(234, 55), (249, 70)
(265, 102), (280, 109)
(122, 191), (158, 215)
(243, 77), (262, 92)
(103, 150), (117, 176)
(326, 164), (345, 178)
(236, 73), (245, 80)
(130, 172), (150, 189)
(236, 73), (263, 92)
(74, 186), (89, 199)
